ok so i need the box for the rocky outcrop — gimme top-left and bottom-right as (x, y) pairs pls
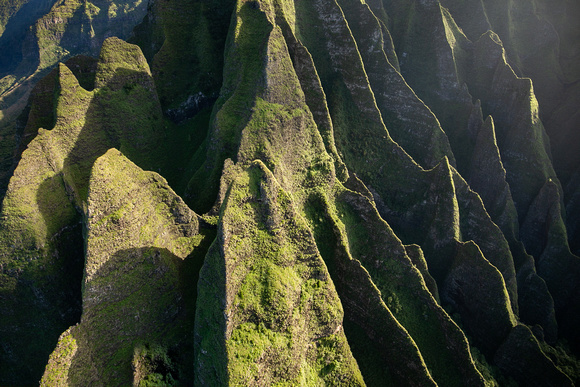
(337, 0), (455, 170)
(1, 0), (579, 384)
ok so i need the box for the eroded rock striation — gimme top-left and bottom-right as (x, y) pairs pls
(0, 0), (579, 385)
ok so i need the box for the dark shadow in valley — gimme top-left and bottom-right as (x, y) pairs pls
(0, 0), (55, 77)
(64, 245), (209, 385)
(0, 212), (84, 384)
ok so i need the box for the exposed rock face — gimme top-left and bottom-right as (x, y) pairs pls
(0, 0), (579, 385)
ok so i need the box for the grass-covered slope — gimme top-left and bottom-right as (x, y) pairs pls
(196, 160), (365, 386)
(192, 5), (366, 384)
(193, 3), (486, 384)
(0, 0), (579, 385)
(0, 0), (149, 200)
(0, 37), (169, 384)
(42, 148), (208, 385)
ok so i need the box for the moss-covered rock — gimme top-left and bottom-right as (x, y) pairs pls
(41, 148), (206, 385)
(494, 324), (573, 386)
(334, 187), (485, 385)
(0, 37), (169, 384)
(1, 0), (580, 384)
(195, 160), (364, 385)
(0, 0), (150, 205)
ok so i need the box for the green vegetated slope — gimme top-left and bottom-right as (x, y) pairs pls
(0, 0), (148, 199)
(0, 0), (55, 73)
(0, 0), (579, 385)
(42, 148), (209, 385)
(0, 36), (173, 384)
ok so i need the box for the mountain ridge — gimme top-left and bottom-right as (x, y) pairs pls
(0, 0), (579, 385)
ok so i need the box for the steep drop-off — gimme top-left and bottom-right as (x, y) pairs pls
(0, 0), (579, 385)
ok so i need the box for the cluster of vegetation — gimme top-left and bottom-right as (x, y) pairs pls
(0, 0), (579, 385)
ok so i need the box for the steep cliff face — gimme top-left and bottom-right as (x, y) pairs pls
(0, 37), (168, 384)
(1, 0), (579, 385)
(0, 0), (55, 74)
(42, 148), (207, 385)
(0, 0), (149, 200)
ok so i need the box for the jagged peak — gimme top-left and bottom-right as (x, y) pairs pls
(444, 239), (517, 354)
(53, 62), (93, 129)
(475, 115), (501, 161)
(494, 324), (574, 386)
(56, 62), (82, 94)
(521, 177), (565, 258)
(94, 37), (154, 90)
(482, 29), (501, 46)
(473, 30), (506, 71)
(86, 147), (200, 283)
(2, 0), (580, 384)
(424, 156), (461, 245)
